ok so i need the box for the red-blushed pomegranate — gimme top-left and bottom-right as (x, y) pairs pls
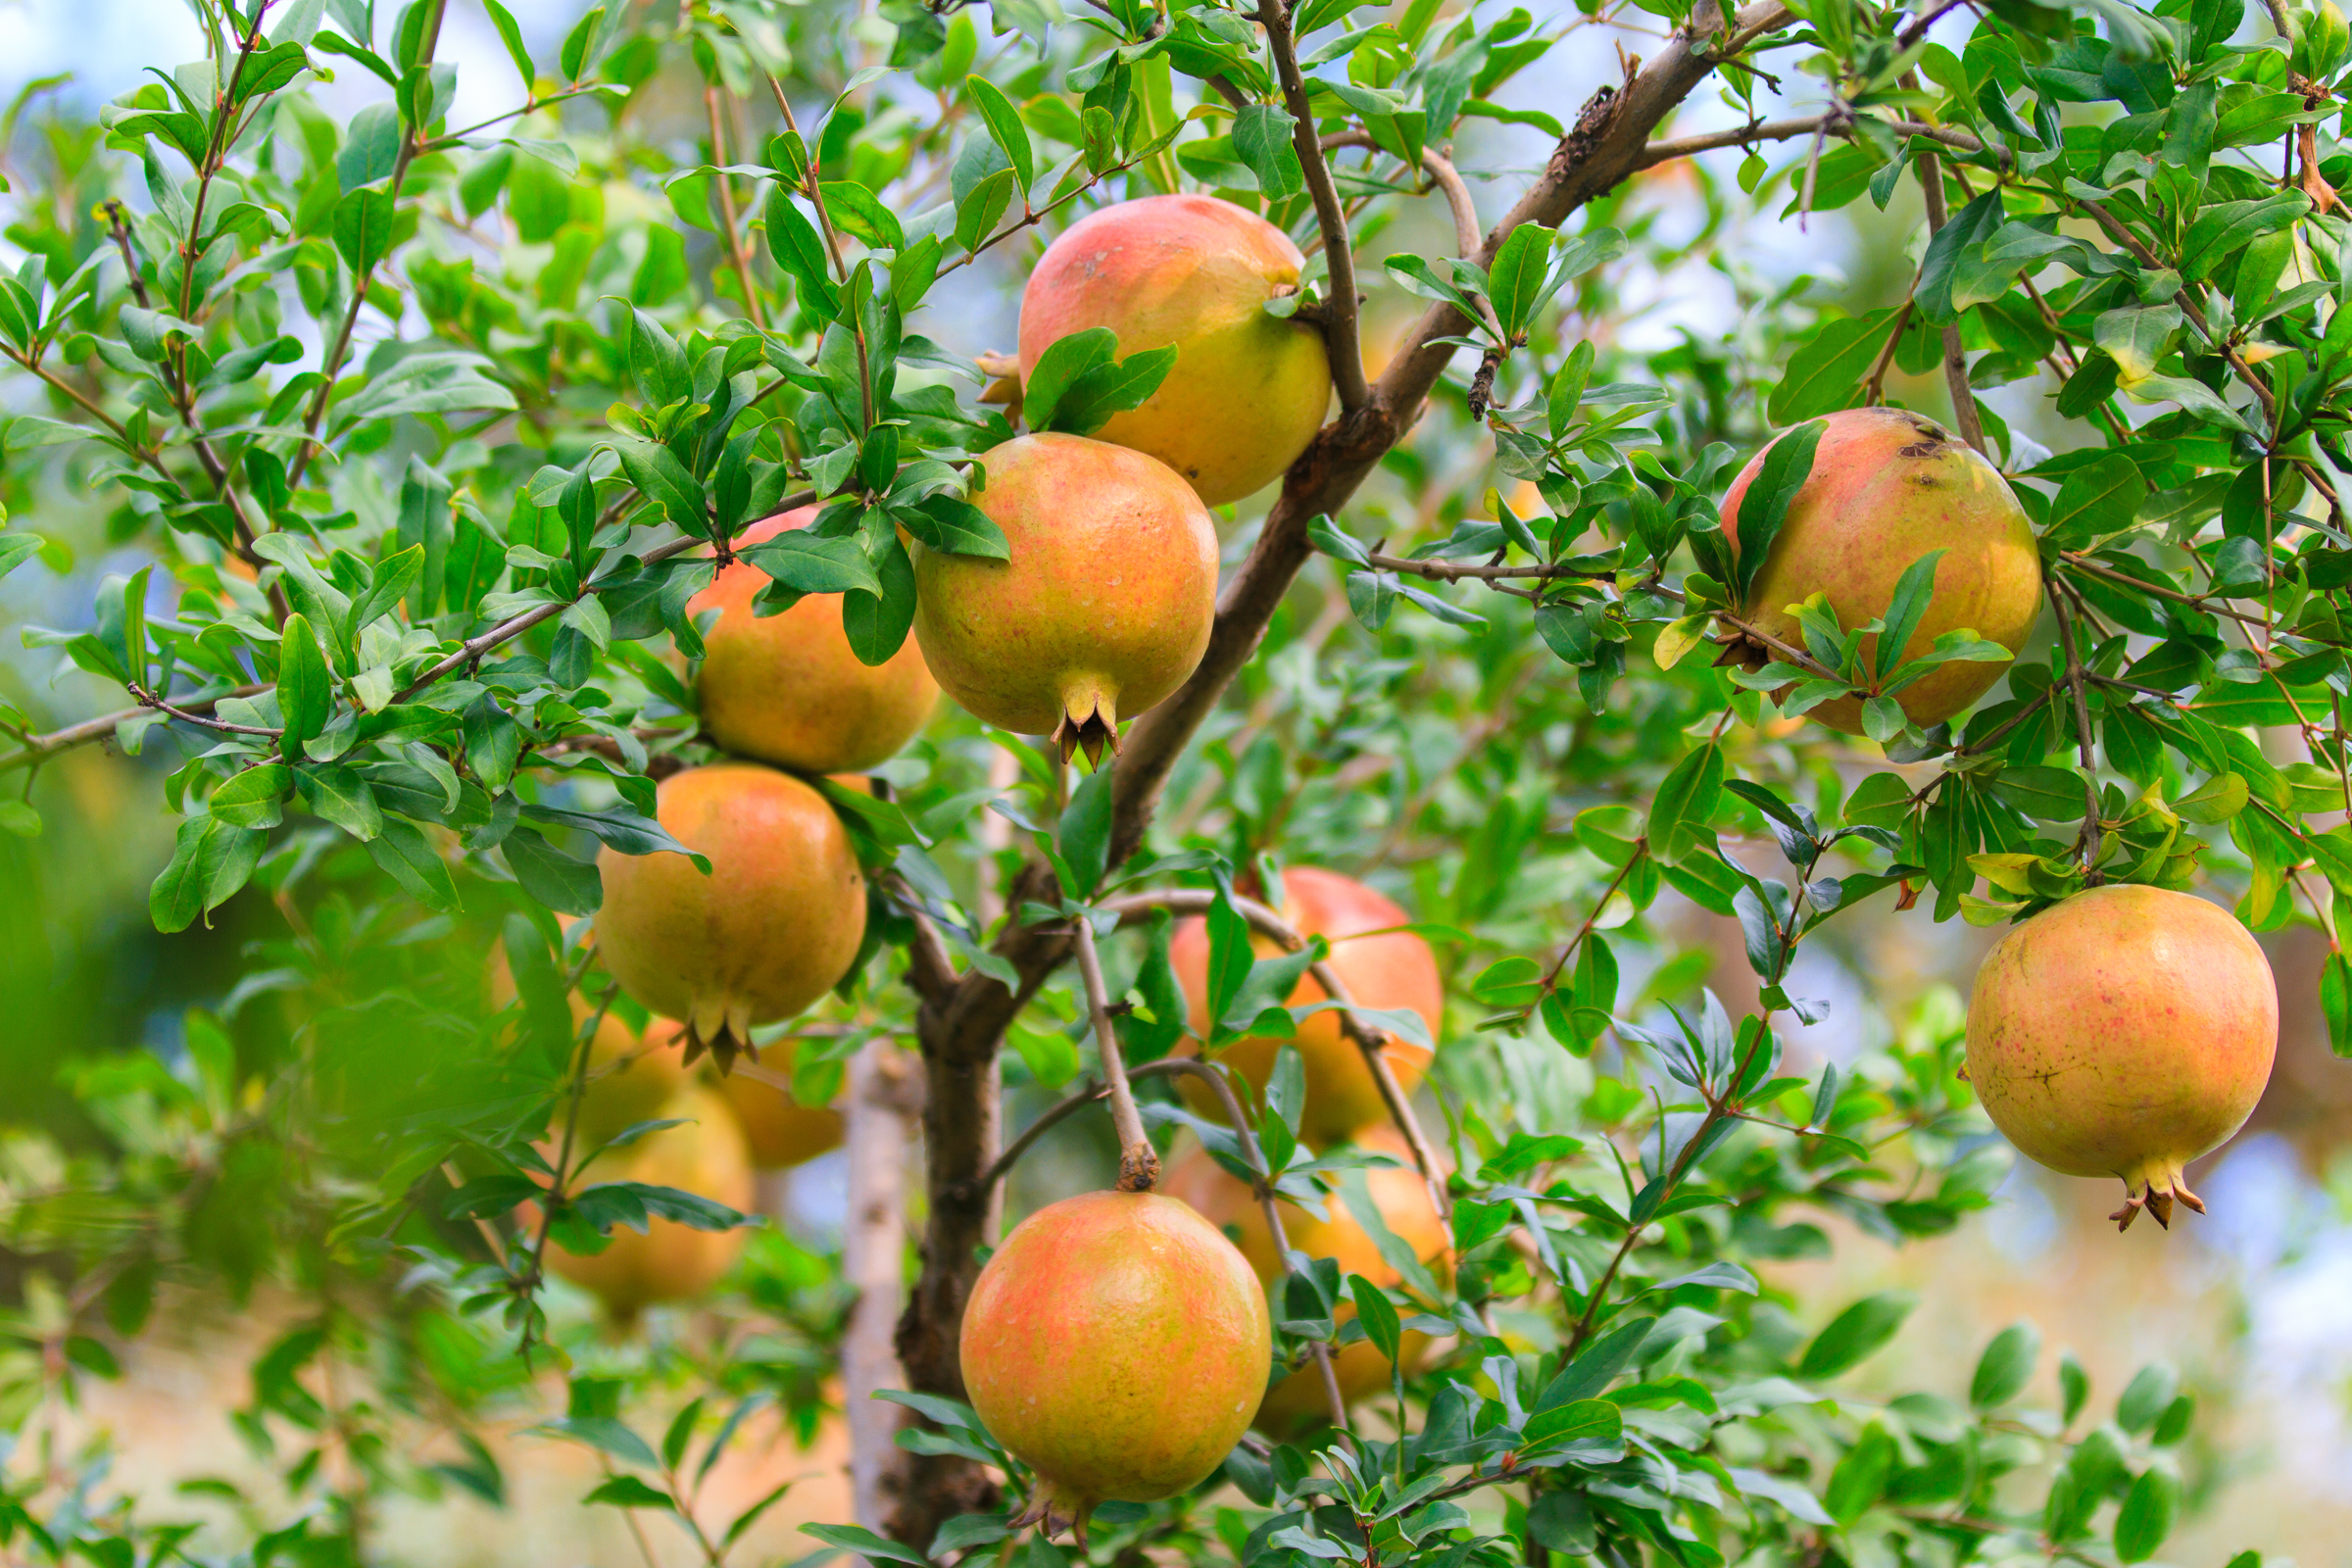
(691, 509), (938, 774)
(1965, 883), (2278, 1230)
(1018, 194), (1331, 506)
(539, 1083), (756, 1316)
(910, 433), (1217, 763)
(594, 763), (867, 1070)
(718, 1040), (845, 1168)
(1721, 407), (2041, 732)
(959, 1190), (1270, 1544)
(1163, 1126), (1450, 1435)
(1169, 867), (1442, 1147)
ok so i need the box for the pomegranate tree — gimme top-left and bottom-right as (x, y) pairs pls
(1722, 407), (2041, 731)
(594, 763), (867, 1068)
(910, 432), (1218, 762)
(1966, 883), (2278, 1229)
(959, 1190), (1268, 1544)
(1168, 866), (1442, 1146)
(1018, 194), (1332, 505)
(691, 508), (938, 774)
(1164, 1125), (1449, 1433)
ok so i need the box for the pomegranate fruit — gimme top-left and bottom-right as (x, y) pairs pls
(1965, 883), (2278, 1230)
(719, 1040), (845, 1168)
(1721, 407), (2040, 732)
(594, 763), (867, 1069)
(1169, 867), (1442, 1147)
(692, 508), (938, 774)
(910, 432), (1217, 762)
(1164, 1126), (1450, 1434)
(1018, 194), (1330, 505)
(541, 1083), (756, 1315)
(487, 937), (691, 1146)
(960, 1190), (1269, 1544)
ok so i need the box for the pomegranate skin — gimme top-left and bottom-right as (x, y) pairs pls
(1018, 194), (1330, 505)
(692, 509), (938, 774)
(910, 433), (1217, 760)
(594, 763), (867, 1063)
(1965, 883), (2278, 1230)
(541, 1084), (757, 1315)
(960, 1190), (1269, 1544)
(718, 1040), (845, 1168)
(1169, 867), (1441, 1148)
(1722, 407), (2041, 732)
(1163, 1126), (1449, 1434)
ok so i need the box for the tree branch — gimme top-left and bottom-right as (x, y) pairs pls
(0, 684), (267, 775)
(1916, 150), (1987, 456)
(1260, 0), (1369, 411)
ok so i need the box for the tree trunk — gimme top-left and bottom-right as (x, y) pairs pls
(844, 1040), (915, 1531)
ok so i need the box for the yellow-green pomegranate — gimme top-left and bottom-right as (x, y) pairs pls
(910, 433), (1217, 763)
(959, 1190), (1269, 1545)
(1018, 194), (1331, 505)
(1723, 407), (2041, 732)
(1965, 883), (2278, 1230)
(593, 763), (866, 1068)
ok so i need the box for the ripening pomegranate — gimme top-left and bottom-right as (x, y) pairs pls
(540, 1083), (756, 1315)
(1722, 407), (2041, 732)
(1018, 194), (1331, 505)
(692, 508), (938, 774)
(1966, 883), (2278, 1230)
(719, 1040), (846, 1168)
(487, 936), (691, 1146)
(1169, 867), (1442, 1147)
(960, 1190), (1269, 1545)
(910, 432), (1217, 763)
(594, 763), (867, 1069)
(1164, 1126), (1450, 1434)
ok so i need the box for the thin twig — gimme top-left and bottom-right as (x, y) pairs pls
(2045, 578), (2105, 877)
(1071, 917), (1156, 1192)
(705, 85), (768, 332)
(1915, 150), (1987, 456)
(0, 684), (266, 774)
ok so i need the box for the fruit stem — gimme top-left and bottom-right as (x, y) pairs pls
(1071, 915), (1157, 1191)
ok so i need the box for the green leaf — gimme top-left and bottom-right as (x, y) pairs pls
(208, 764), (292, 830)
(1056, 760), (1114, 895)
(896, 495), (1008, 559)
(332, 186), (396, 274)
(1873, 548), (1947, 683)
(0, 532), (42, 582)
(1969, 1321), (2040, 1408)
(1233, 103), (1303, 199)
(2045, 451), (2148, 549)
(299, 763), (382, 841)
(609, 438), (707, 536)
(1020, 326), (1118, 433)
(1915, 190), (2006, 324)
(800, 1523), (932, 1568)
(1796, 1291), (1915, 1381)
(1047, 344), (1178, 436)
(582, 1476), (675, 1510)
(1488, 222), (1554, 338)
(275, 613), (332, 761)
(149, 816), (264, 933)
(1733, 418), (1826, 604)
(1825, 1422), (1896, 1524)
(841, 533), (917, 666)
(1347, 1274), (1402, 1365)
(503, 827), (603, 915)
(367, 815), (460, 910)
(1768, 311), (1889, 424)
(954, 166), (1016, 254)
(2113, 1468), (2180, 1563)
(764, 187), (840, 317)
(1646, 742), (1724, 864)
(744, 528), (881, 596)
(964, 74), (1033, 191)
(481, 0), (535, 86)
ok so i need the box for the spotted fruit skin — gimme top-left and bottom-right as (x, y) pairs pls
(1169, 867), (1441, 1147)
(1722, 407), (2041, 732)
(692, 508), (937, 774)
(1965, 883), (2277, 1228)
(542, 1084), (756, 1314)
(960, 1190), (1269, 1543)
(718, 1039), (845, 1168)
(1164, 1126), (1449, 1434)
(1018, 194), (1331, 506)
(594, 763), (867, 1059)
(910, 433), (1217, 755)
